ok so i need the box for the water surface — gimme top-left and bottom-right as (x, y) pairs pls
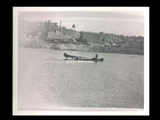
(18, 48), (144, 110)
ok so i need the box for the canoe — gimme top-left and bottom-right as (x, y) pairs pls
(64, 53), (104, 61)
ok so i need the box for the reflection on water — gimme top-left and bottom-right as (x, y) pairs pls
(18, 48), (144, 110)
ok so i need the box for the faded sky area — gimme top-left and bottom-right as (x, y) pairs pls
(19, 11), (144, 36)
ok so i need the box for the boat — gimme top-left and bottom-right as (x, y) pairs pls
(64, 53), (104, 61)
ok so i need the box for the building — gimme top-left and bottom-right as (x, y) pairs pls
(73, 31), (80, 39)
(83, 32), (104, 45)
(104, 43), (111, 48)
(47, 31), (56, 41)
(45, 20), (58, 32)
(111, 43), (117, 47)
(47, 30), (72, 43)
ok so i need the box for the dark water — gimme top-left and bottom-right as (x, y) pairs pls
(18, 48), (144, 110)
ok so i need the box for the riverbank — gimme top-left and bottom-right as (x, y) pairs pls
(19, 40), (144, 55)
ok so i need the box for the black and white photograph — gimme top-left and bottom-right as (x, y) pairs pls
(13, 7), (149, 115)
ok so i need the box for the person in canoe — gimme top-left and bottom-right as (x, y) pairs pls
(92, 53), (98, 61)
(95, 53), (98, 60)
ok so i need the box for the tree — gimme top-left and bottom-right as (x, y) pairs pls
(102, 38), (104, 43)
(99, 32), (103, 35)
(72, 24), (75, 30)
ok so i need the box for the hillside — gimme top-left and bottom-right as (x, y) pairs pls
(18, 19), (144, 55)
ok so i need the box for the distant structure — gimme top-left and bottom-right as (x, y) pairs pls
(74, 31), (88, 45)
(82, 32), (104, 45)
(44, 20), (58, 33)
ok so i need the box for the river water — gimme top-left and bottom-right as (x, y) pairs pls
(18, 48), (144, 110)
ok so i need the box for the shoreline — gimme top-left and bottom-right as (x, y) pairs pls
(19, 41), (144, 56)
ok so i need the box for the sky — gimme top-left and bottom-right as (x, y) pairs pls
(18, 11), (144, 36)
